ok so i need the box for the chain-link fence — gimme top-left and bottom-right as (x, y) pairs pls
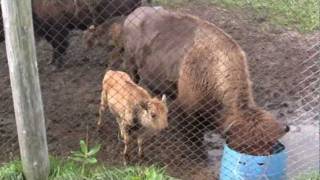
(0, 0), (319, 179)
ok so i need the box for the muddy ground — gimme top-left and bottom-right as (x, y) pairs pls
(0, 2), (319, 180)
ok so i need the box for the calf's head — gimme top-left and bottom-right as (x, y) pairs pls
(223, 108), (290, 155)
(138, 94), (169, 132)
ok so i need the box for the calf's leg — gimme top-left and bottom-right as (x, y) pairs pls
(97, 91), (107, 128)
(120, 125), (130, 166)
(123, 133), (130, 166)
(137, 136), (144, 159)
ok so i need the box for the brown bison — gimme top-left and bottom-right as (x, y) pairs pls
(98, 70), (168, 165)
(0, 0), (148, 69)
(106, 7), (289, 155)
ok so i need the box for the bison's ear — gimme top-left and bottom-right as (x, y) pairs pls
(222, 120), (238, 138)
(88, 25), (96, 32)
(109, 23), (122, 35)
(161, 94), (167, 104)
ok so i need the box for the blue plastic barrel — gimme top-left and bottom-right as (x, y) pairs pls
(220, 143), (288, 180)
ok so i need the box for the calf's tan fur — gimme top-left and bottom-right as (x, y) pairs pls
(98, 70), (168, 164)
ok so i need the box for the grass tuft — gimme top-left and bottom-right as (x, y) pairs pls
(0, 160), (24, 180)
(208, 0), (320, 32)
(0, 157), (176, 180)
(294, 171), (320, 180)
(153, 0), (190, 7)
(153, 0), (320, 32)
(93, 165), (177, 180)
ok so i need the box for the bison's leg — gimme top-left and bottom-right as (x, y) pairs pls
(51, 36), (69, 68)
(115, 117), (124, 141)
(97, 91), (108, 128)
(44, 27), (70, 69)
(137, 136), (144, 159)
(121, 126), (130, 166)
(123, 55), (140, 84)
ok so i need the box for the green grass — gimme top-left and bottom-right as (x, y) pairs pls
(153, 0), (190, 7)
(154, 0), (320, 32)
(208, 0), (320, 32)
(0, 157), (177, 180)
(294, 171), (320, 180)
(0, 160), (24, 180)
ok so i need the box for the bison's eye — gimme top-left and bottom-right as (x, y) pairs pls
(151, 113), (157, 119)
(120, 47), (125, 53)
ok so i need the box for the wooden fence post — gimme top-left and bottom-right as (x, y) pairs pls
(1, 0), (49, 179)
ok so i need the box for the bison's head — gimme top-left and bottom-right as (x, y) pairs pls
(83, 25), (109, 49)
(139, 94), (168, 132)
(108, 22), (124, 48)
(222, 108), (289, 155)
(83, 17), (125, 50)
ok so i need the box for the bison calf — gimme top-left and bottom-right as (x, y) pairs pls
(98, 70), (168, 165)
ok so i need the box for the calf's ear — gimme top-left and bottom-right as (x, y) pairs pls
(161, 94), (167, 104)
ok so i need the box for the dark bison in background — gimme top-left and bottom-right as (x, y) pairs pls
(0, 0), (147, 69)
(0, 7), (3, 42)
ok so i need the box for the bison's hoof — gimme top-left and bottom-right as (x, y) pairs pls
(123, 154), (130, 166)
(96, 125), (101, 132)
(138, 158), (144, 166)
(47, 59), (56, 65)
(50, 65), (63, 72)
(138, 152), (144, 159)
(50, 61), (65, 72)
(81, 57), (90, 62)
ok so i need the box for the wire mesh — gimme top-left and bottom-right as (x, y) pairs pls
(0, 0), (319, 180)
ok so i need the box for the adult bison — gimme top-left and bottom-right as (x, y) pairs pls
(110, 7), (289, 155)
(0, 0), (147, 69)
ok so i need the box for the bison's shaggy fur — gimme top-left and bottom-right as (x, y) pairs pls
(107, 7), (289, 155)
(98, 70), (168, 164)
